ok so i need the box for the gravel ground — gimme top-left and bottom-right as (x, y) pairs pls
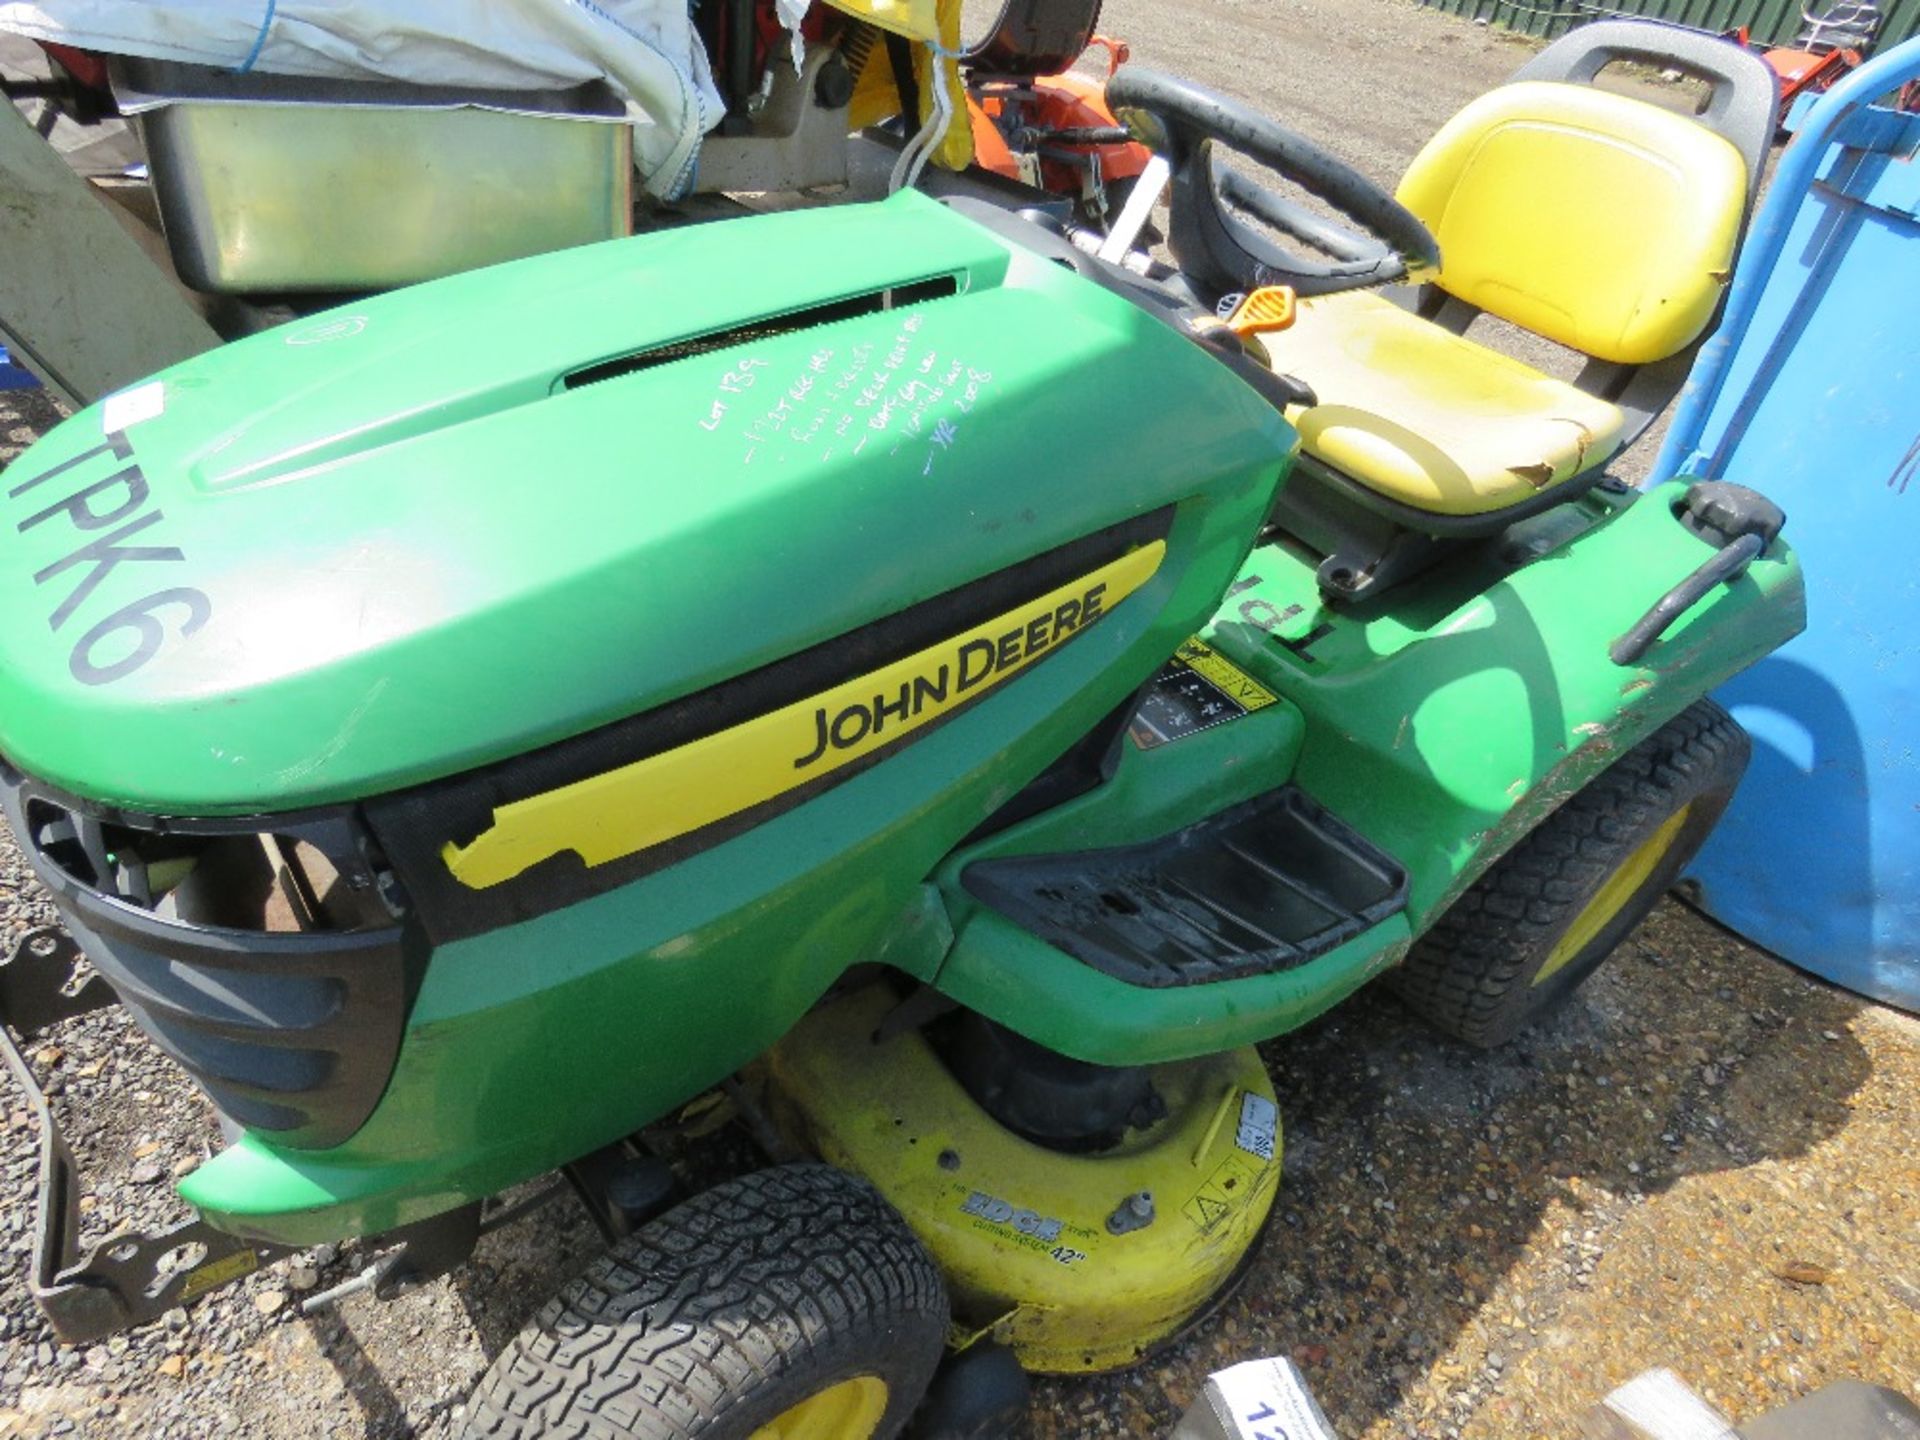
(2, 3), (1916, 1436)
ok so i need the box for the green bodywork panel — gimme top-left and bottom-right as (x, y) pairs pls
(0, 190), (1284, 813)
(0, 191), (1804, 1249)
(183, 482), (1800, 1245)
(0, 194), (1292, 1242)
(931, 484), (1804, 1064)
(180, 605), (1248, 1240)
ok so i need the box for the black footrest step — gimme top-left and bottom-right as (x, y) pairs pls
(963, 786), (1407, 989)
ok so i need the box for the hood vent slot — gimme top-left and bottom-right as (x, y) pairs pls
(560, 274), (960, 391)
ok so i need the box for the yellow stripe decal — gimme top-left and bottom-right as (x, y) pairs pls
(442, 540), (1167, 890)
(1175, 638), (1277, 711)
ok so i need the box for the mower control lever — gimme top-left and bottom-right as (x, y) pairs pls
(1097, 153), (1170, 262)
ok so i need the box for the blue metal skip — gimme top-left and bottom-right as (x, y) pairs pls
(1656, 38), (1920, 1010)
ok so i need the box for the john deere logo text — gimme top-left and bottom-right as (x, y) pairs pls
(792, 581), (1110, 769)
(440, 540), (1166, 891)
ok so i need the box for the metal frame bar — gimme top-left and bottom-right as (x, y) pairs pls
(0, 96), (218, 408)
(0, 926), (290, 1343)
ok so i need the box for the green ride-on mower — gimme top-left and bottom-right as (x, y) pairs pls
(0, 19), (1799, 1438)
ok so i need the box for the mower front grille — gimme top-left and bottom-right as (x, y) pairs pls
(0, 771), (418, 1150)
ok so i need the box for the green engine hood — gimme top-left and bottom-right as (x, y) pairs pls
(0, 191), (1289, 814)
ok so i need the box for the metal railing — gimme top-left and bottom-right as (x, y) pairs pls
(1412, 0), (1920, 53)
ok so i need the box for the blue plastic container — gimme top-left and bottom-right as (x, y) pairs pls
(0, 344), (38, 391)
(1655, 40), (1920, 1010)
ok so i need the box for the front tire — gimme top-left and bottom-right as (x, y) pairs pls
(464, 1163), (949, 1440)
(1391, 699), (1750, 1048)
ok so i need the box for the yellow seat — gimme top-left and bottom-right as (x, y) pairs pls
(1278, 290), (1626, 515)
(1266, 80), (1751, 519)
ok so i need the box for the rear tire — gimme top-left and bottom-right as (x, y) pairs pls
(1391, 699), (1750, 1048)
(464, 1163), (948, 1440)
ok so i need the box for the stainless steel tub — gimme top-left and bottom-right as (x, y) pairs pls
(115, 60), (633, 295)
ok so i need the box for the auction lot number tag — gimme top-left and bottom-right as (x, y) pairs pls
(1207, 1357), (1339, 1440)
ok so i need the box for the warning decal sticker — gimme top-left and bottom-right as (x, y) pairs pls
(1184, 1151), (1267, 1234)
(1129, 637), (1278, 750)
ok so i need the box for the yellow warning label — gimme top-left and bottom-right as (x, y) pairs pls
(1186, 1191), (1233, 1232)
(444, 541), (1167, 889)
(1175, 639), (1277, 712)
(1130, 637), (1280, 750)
(1183, 1151), (1267, 1234)
(178, 1248), (260, 1300)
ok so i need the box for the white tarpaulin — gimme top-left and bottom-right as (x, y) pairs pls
(0, 0), (726, 195)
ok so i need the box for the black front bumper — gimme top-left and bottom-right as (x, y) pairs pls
(0, 769), (417, 1151)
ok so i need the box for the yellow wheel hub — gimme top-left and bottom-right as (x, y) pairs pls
(749, 1376), (888, 1440)
(1534, 803), (1692, 986)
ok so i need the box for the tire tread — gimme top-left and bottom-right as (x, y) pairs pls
(1391, 699), (1749, 1048)
(464, 1164), (946, 1440)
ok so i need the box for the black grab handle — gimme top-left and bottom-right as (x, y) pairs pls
(1611, 480), (1787, 667)
(1610, 532), (1765, 667)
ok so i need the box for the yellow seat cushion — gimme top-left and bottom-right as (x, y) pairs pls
(1396, 82), (1748, 366)
(1264, 290), (1627, 516)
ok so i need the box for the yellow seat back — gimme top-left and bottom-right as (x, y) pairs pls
(1395, 81), (1748, 366)
(837, 0), (975, 173)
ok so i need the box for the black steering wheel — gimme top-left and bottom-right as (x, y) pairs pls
(1103, 68), (1440, 299)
